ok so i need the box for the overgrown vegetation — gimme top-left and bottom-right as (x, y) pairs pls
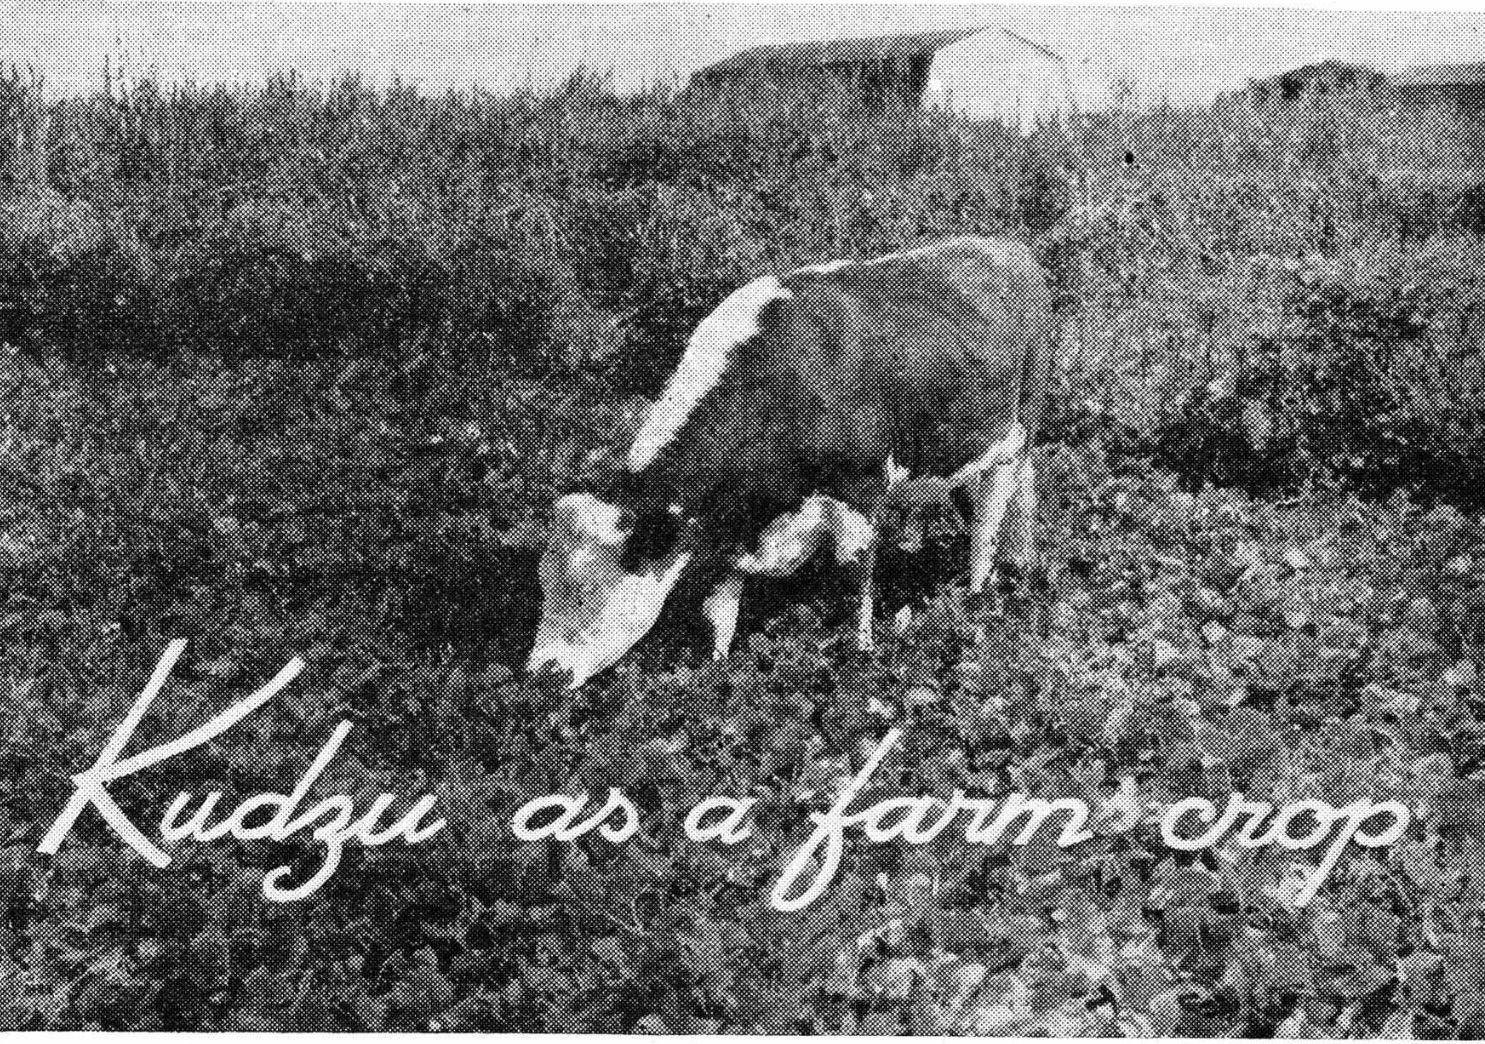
(2, 65), (1485, 1033)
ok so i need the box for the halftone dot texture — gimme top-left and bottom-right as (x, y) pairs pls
(5, 8), (1485, 1036)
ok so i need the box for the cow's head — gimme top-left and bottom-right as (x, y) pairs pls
(526, 492), (692, 688)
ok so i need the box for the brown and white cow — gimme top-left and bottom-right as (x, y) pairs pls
(527, 236), (1058, 688)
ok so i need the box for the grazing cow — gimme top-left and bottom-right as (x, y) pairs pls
(527, 236), (1058, 688)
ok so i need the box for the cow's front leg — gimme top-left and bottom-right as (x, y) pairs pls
(702, 573), (745, 659)
(857, 459), (908, 652)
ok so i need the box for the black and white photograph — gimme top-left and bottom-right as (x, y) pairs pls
(5, 0), (1485, 1035)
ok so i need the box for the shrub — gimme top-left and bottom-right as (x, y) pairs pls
(592, 138), (683, 191)
(166, 238), (326, 360)
(445, 232), (566, 377)
(308, 239), (450, 358)
(565, 191), (646, 303)
(165, 236), (454, 362)
(1155, 273), (1485, 509)
(39, 237), (161, 358)
(0, 235), (55, 351)
(1452, 181), (1485, 238)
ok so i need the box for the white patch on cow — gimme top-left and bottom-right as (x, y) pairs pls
(795, 237), (1031, 279)
(792, 244), (944, 277)
(733, 495), (876, 577)
(826, 500), (875, 564)
(870, 236), (1026, 269)
(528, 546), (693, 689)
(791, 258), (851, 276)
(733, 493), (879, 576)
(627, 276), (793, 472)
(736, 496), (828, 577)
(946, 422), (1028, 490)
(554, 492), (629, 546)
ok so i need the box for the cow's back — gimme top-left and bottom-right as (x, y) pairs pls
(787, 237), (1055, 476)
(630, 237), (1056, 544)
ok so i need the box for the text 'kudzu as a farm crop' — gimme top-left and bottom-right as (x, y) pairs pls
(38, 642), (1409, 909)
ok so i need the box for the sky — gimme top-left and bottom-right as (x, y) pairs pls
(0, 2), (1482, 112)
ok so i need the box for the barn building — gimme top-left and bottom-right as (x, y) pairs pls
(689, 27), (985, 108)
(688, 27), (1087, 126)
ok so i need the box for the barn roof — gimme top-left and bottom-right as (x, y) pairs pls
(692, 26), (987, 82)
(1394, 60), (1485, 87)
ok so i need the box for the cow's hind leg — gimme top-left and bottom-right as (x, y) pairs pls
(969, 453), (1023, 592)
(1002, 457), (1037, 569)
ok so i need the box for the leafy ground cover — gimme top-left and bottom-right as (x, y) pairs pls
(0, 70), (1482, 1033)
(6, 416), (1485, 1034)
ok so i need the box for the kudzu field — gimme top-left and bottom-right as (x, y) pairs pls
(4, 67), (1485, 1033)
